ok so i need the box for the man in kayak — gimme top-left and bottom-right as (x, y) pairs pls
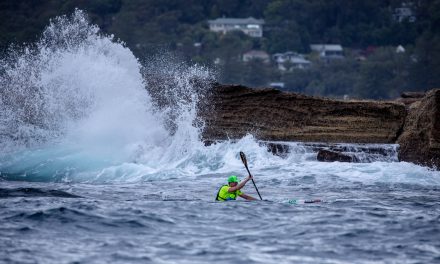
(215, 175), (257, 201)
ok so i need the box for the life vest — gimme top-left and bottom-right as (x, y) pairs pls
(215, 185), (242, 201)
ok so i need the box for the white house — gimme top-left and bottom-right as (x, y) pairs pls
(396, 45), (406, 53)
(208, 17), (265, 37)
(310, 44), (344, 59)
(393, 2), (416, 23)
(243, 50), (270, 63)
(272, 51), (311, 70)
(269, 82), (285, 89)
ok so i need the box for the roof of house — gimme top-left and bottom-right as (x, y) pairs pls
(272, 51), (309, 62)
(291, 57), (311, 64)
(396, 45), (406, 53)
(310, 44), (343, 52)
(243, 50), (269, 57)
(208, 17), (265, 25)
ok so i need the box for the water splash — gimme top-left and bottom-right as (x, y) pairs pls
(0, 10), (439, 186)
(0, 9), (156, 152)
(0, 9), (211, 182)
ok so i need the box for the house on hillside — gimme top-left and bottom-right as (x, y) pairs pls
(310, 44), (344, 60)
(396, 45), (406, 53)
(272, 51), (311, 70)
(393, 2), (416, 23)
(208, 17), (265, 37)
(269, 82), (285, 89)
(243, 50), (270, 63)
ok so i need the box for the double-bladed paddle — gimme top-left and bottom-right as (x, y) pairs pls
(239, 151), (263, 200)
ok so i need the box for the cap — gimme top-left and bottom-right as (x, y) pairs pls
(228, 175), (239, 183)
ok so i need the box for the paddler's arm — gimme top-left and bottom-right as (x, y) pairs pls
(239, 193), (257, 201)
(228, 175), (252, 192)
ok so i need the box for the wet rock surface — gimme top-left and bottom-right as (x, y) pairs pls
(317, 149), (355, 162)
(262, 141), (399, 163)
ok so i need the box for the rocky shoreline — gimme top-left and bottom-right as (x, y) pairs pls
(397, 89), (440, 169)
(200, 84), (440, 170)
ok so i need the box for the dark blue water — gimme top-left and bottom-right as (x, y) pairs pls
(1, 10), (439, 264)
(1, 171), (439, 264)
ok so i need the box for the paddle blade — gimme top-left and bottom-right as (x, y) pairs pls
(239, 151), (247, 166)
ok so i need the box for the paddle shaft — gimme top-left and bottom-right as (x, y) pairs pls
(243, 163), (263, 200)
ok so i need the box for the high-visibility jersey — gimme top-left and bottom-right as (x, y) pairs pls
(215, 185), (243, 201)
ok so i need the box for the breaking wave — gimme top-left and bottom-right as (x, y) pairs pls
(0, 10), (439, 186)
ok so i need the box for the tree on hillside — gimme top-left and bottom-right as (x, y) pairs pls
(243, 59), (272, 87)
(409, 0), (440, 90)
(355, 47), (412, 99)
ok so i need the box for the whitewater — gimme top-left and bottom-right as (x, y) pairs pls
(1, 10), (439, 264)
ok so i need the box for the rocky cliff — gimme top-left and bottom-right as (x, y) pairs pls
(397, 89), (440, 169)
(201, 84), (407, 144)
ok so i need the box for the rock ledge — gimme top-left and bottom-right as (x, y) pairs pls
(201, 84), (407, 144)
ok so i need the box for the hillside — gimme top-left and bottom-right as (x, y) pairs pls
(1, 0), (440, 99)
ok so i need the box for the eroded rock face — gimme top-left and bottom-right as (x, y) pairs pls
(397, 89), (440, 169)
(201, 84), (407, 144)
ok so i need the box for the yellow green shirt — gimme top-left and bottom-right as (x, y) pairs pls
(216, 185), (243, 201)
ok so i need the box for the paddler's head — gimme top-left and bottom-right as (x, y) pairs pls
(228, 175), (239, 187)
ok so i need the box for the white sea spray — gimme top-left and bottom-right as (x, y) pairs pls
(0, 10), (439, 185)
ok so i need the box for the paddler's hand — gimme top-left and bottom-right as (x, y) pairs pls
(247, 175), (253, 181)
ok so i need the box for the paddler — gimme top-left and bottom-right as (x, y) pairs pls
(215, 175), (257, 201)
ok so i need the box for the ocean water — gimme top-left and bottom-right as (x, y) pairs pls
(1, 10), (440, 264)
